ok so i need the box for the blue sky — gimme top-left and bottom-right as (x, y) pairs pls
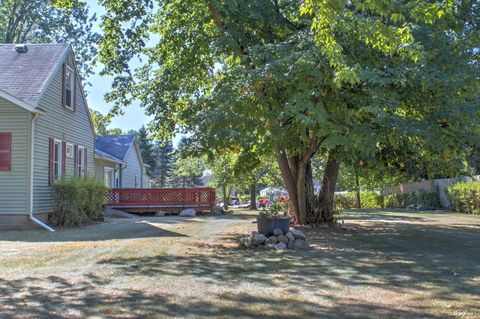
(85, 0), (152, 134)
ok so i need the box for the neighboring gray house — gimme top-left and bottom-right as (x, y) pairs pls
(0, 44), (95, 229)
(94, 135), (150, 188)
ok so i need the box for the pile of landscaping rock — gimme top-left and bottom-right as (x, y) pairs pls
(239, 228), (309, 251)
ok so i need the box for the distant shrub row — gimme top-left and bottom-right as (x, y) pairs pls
(335, 190), (440, 210)
(50, 177), (108, 227)
(446, 181), (480, 214)
(334, 191), (384, 210)
(383, 190), (440, 209)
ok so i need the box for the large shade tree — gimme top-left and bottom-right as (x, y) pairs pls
(98, 0), (479, 224)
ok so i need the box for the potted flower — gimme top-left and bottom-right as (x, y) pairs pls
(257, 203), (290, 236)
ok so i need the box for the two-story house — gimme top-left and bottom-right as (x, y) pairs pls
(0, 44), (95, 230)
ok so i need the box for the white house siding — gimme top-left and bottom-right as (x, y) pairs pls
(121, 144), (144, 188)
(94, 159), (119, 187)
(142, 173), (150, 188)
(33, 51), (95, 214)
(0, 98), (30, 215)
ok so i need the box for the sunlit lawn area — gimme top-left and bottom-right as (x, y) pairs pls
(0, 209), (479, 318)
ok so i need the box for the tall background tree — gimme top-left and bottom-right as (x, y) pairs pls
(98, 0), (479, 224)
(171, 137), (206, 187)
(127, 126), (157, 177)
(0, 0), (99, 78)
(153, 139), (175, 187)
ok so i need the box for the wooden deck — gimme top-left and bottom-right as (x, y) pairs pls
(105, 187), (216, 213)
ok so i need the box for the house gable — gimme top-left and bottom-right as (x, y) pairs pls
(0, 44), (69, 105)
(120, 138), (145, 188)
(32, 49), (96, 213)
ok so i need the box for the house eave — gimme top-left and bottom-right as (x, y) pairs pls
(94, 153), (125, 165)
(0, 89), (37, 113)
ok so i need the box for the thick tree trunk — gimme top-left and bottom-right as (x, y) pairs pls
(305, 161), (316, 215)
(275, 146), (300, 224)
(308, 155), (340, 224)
(222, 185), (229, 210)
(274, 136), (319, 225)
(249, 181), (257, 210)
(295, 164), (307, 224)
(355, 169), (361, 209)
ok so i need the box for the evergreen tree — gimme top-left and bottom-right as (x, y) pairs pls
(171, 137), (206, 187)
(153, 139), (174, 187)
(127, 126), (157, 177)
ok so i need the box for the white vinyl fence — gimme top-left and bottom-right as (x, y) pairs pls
(382, 176), (480, 208)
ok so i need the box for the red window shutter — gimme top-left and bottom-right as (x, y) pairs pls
(62, 141), (66, 177)
(0, 132), (12, 171)
(61, 63), (66, 107)
(48, 137), (54, 186)
(74, 144), (78, 175)
(73, 72), (77, 112)
(84, 147), (87, 176)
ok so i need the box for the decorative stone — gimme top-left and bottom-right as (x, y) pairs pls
(266, 236), (279, 245)
(277, 234), (289, 244)
(273, 228), (284, 236)
(291, 229), (306, 240)
(179, 208), (196, 217)
(256, 244), (266, 251)
(239, 228), (310, 251)
(293, 239), (309, 250)
(252, 234), (267, 246)
(265, 243), (276, 250)
(285, 231), (295, 242)
(239, 236), (252, 248)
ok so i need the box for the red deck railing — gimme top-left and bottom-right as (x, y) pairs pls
(105, 187), (216, 211)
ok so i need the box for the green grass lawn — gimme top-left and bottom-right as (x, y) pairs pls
(0, 209), (479, 318)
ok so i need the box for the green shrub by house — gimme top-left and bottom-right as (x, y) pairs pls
(446, 181), (480, 214)
(50, 177), (108, 227)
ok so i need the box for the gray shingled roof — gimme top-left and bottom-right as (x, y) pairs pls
(95, 135), (136, 161)
(0, 43), (69, 105)
(95, 149), (124, 164)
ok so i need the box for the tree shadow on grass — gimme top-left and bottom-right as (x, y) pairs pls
(0, 210), (479, 318)
(0, 274), (451, 319)
(0, 219), (188, 243)
(94, 217), (480, 317)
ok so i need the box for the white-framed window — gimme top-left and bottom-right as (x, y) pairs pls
(53, 139), (63, 180)
(77, 146), (85, 176)
(65, 65), (74, 110)
(66, 143), (74, 158)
